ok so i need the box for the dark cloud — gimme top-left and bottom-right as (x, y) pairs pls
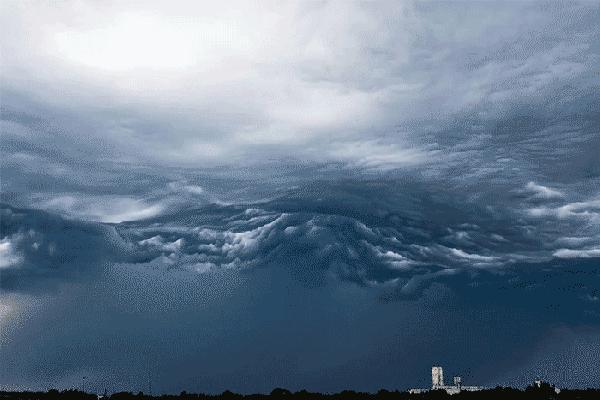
(2, 173), (600, 392)
(0, 204), (128, 292)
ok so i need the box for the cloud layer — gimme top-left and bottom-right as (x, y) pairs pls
(2, 0), (600, 394)
(2, 1), (599, 171)
(2, 181), (600, 393)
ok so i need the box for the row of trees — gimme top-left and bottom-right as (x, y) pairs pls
(2, 384), (600, 400)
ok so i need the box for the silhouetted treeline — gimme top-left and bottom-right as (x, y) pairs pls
(2, 384), (600, 400)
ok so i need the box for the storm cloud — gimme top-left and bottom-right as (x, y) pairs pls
(1, 0), (600, 395)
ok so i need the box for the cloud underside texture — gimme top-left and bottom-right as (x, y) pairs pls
(2, 178), (600, 392)
(1, 187), (600, 393)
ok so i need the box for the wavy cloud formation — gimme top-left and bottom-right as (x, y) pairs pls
(1, 177), (600, 392)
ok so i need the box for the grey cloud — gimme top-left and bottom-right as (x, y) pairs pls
(553, 248), (600, 259)
(528, 199), (600, 222)
(107, 179), (588, 293)
(38, 194), (164, 223)
(525, 182), (564, 199)
(2, 184), (600, 392)
(0, 204), (129, 292)
(2, 1), (599, 172)
(0, 234), (24, 269)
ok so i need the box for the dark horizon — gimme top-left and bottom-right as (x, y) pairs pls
(2, 381), (600, 400)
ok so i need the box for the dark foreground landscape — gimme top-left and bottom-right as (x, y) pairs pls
(2, 384), (600, 400)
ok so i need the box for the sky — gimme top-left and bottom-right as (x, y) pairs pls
(1, 0), (600, 395)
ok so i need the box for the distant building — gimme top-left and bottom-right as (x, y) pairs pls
(432, 366), (444, 388)
(409, 366), (483, 395)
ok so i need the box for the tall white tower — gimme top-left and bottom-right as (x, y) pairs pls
(432, 366), (444, 388)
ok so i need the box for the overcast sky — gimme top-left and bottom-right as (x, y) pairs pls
(1, 0), (600, 395)
(2, 1), (598, 168)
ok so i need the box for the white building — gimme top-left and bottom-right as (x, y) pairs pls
(409, 366), (483, 395)
(432, 366), (444, 388)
